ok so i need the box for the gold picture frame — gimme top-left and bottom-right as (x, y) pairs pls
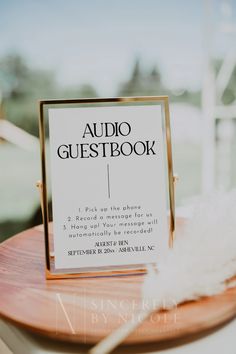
(38, 96), (176, 279)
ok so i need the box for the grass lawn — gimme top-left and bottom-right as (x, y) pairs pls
(0, 143), (41, 240)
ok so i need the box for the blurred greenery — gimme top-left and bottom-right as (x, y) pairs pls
(118, 58), (201, 106)
(0, 53), (98, 137)
(0, 54), (201, 138)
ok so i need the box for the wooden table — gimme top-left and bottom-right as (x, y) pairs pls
(0, 221), (236, 352)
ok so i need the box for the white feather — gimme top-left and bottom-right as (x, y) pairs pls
(142, 191), (236, 310)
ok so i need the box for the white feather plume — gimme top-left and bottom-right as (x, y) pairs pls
(142, 191), (236, 310)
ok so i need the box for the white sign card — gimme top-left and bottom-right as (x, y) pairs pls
(47, 103), (170, 272)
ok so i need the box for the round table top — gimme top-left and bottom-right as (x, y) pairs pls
(0, 221), (236, 345)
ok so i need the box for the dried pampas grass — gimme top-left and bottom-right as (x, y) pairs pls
(143, 190), (236, 308)
(90, 191), (236, 354)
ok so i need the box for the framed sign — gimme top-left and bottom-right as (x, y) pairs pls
(38, 96), (175, 279)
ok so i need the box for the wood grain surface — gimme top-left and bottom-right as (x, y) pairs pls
(0, 220), (236, 345)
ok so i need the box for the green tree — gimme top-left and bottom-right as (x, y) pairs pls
(0, 53), (98, 136)
(118, 58), (166, 96)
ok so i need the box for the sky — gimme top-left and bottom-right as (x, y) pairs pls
(0, 0), (235, 95)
